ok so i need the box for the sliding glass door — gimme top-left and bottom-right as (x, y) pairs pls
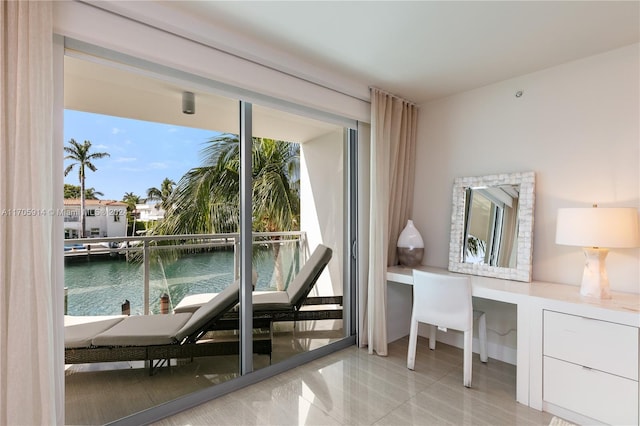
(63, 53), (246, 424)
(62, 42), (356, 424)
(249, 103), (348, 366)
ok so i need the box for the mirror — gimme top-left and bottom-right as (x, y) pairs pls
(448, 171), (535, 282)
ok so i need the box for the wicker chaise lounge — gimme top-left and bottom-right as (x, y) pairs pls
(173, 245), (341, 330)
(64, 280), (271, 374)
(65, 245), (337, 374)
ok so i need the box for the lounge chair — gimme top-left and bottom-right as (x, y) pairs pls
(173, 244), (341, 330)
(64, 280), (271, 374)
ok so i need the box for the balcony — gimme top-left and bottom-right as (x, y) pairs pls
(64, 231), (345, 424)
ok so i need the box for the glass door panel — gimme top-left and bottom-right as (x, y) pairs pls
(63, 44), (356, 425)
(63, 54), (243, 424)
(250, 103), (347, 367)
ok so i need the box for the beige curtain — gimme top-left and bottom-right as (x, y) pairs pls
(361, 88), (417, 356)
(386, 93), (418, 267)
(500, 198), (519, 268)
(0, 2), (63, 424)
(357, 122), (371, 349)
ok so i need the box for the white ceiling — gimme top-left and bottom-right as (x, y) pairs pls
(159, 1), (640, 104)
(64, 55), (342, 142)
(65, 1), (640, 140)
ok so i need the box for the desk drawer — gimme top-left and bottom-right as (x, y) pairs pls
(544, 356), (639, 425)
(544, 310), (638, 379)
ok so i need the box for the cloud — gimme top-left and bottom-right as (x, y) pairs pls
(167, 127), (178, 133)
(115, 157), (137, 163)
(149, 162), (169, 170)
(94, 144), (109, 150)
(112, 127), (123, 134)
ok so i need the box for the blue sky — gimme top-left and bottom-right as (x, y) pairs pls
(64, 110), (221, 201)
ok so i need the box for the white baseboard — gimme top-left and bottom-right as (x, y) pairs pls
(421, 328), (517, 365)
(543, 401), (604, 426)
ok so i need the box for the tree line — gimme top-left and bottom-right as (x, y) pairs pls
(64, 134), (300, 238)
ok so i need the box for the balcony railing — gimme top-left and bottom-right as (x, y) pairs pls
(64, 231), (307, 315)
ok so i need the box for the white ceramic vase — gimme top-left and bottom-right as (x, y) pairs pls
(397, 220), (424, 267)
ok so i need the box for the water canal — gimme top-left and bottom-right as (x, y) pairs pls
(64, 248), (294, 316)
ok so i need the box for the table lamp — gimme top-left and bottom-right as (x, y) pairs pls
(555, 205), (639, 299)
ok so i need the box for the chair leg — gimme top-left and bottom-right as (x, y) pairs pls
(407, 316), (419, 370)
(463, 330), (472, 388)
(428, 324), (436, 351)
(478, 312), (488, 363)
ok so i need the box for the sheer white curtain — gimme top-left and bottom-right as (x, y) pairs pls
(360, 88), (417, 356)
(0, 2), (63, 424)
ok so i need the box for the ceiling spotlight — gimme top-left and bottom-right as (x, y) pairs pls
(182, 91), (195, 115)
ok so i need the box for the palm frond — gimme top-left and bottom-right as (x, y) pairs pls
(152, 133), (299, 237)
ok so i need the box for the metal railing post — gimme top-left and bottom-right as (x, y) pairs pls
(143, 240), (150, 315)
(301, 231), (307, 263)
(234, 237), (240, 281)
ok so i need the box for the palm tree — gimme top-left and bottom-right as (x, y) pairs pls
(122, 192), (143, 236)
(252, 137), (300, 234)
(63, 184), (103, 199)
(251, 137), (300, 289)
(157, 134), (299, 234)
(146, 178), (175, 210)
(64, 139), (110, 237)
(122, 192), (141, 210)
(122, 191), (141, 215)
(83, 187), (104, 200)
(154, 134), (300, 289)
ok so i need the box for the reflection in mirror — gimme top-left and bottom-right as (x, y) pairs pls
(463, 184), (520, 267)
(449, 172), (535, 282)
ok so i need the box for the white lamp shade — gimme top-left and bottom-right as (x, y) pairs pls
(556, 207), (640, 248)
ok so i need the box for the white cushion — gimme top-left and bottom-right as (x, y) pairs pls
(65, 317), (125, 348)
(174, 293), (217, 313)
(251, 291), (290, 311)
(64, 315), (125, 327)
(174, 290), (290, 313)
(91, 313), (192, 346)
(173, 245), (331, 313)
(175, 280), (240, 340)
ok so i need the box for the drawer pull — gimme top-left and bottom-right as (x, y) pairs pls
(582, 366), (593, 371)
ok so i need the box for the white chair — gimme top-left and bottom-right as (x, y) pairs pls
(407, 270), (488, 387)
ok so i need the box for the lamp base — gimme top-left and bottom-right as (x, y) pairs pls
(580, 247), (611, 299)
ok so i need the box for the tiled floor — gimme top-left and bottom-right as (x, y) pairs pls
(153, 337), (556, 426)
(65, 324), (343, 425)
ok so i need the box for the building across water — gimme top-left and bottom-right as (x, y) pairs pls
(134, 202), (165, 222)
(63, 199), (127, 238)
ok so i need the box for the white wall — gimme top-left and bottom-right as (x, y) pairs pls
(104, 206), (127, 237)
(300, 129), (345, 297)
(410, 43), (639, 364)
(414, 43), (640, 294)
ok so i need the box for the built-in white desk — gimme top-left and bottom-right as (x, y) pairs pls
(387, 265), (640, 425)
(387, 265), (533, 405)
